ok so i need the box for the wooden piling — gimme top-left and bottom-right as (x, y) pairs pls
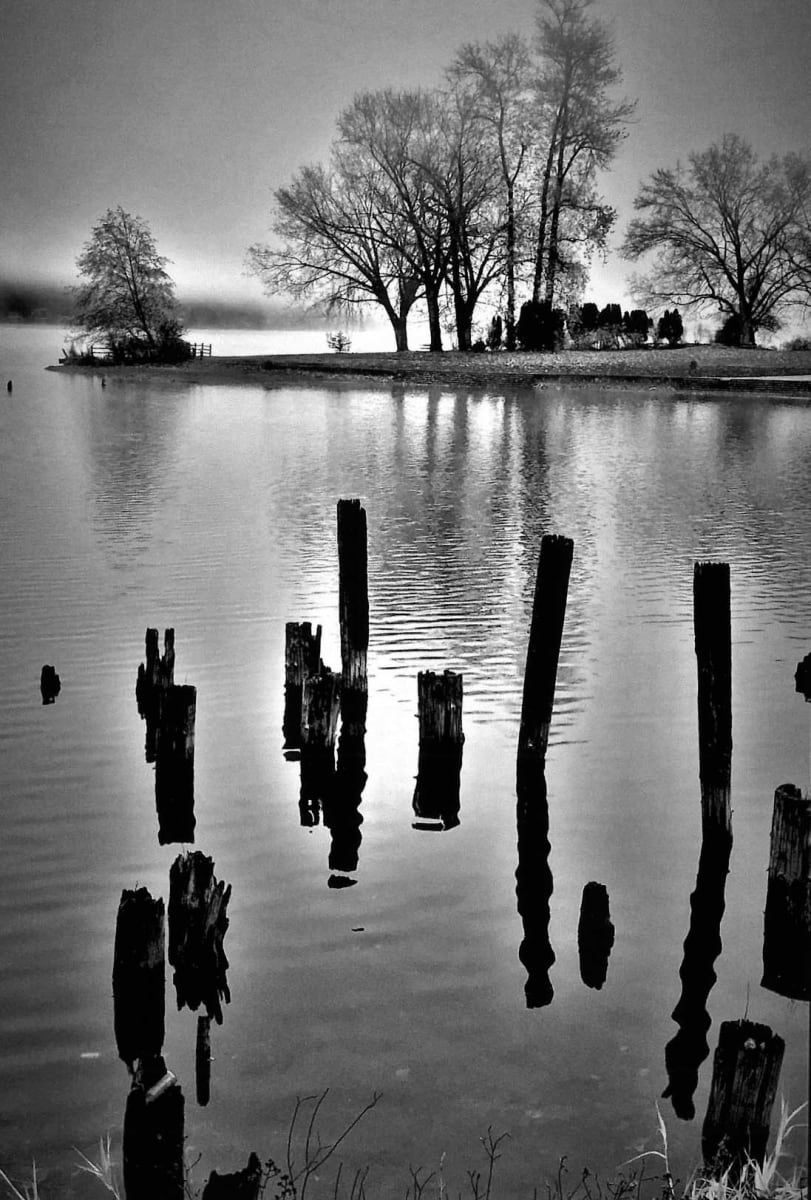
(515, 768), (555, 1008)
(701, 1019), (784, 1173)
(155, 683), (197, 844)
(123, 1054), (185, 1200)
(322, 689), (367, 877)
(663, 825), (733, 1119)
(202, 1152), (263, 1200)
(283, 621), (322, 749)
(300, 666), (341, 812)
(168, 851), (231, 1024)
(337, 499), (369, 698)
(39, 664), (60, 704)
(112, 888), (165, 1072)
(517, 534), (574, 772)
(412, 670), (464, 830)
(196, 1014), (212, 1107)
(761, 783), (811, 1001)
(136, 627), (176, 761)
(693, 562), (732, 835)
(577, 882), (615, 990)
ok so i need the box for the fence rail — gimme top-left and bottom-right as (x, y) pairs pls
(189, 342), (212, 358)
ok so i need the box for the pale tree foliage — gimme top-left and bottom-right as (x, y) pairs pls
(622, 134), (811, 346)
(531, 0), (634, 304)
(74, 207), (181, 350)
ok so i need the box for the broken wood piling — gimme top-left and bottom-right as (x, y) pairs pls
(701, 1019), (784, 1174)
(123, 1054), (185, 1200)
(761, 782), (810, 1002)
(693, 562), (732, 835)
(337, 498), (369, 701)
(168, 851), (231, 1024)
(283, 620), (322, 749)
(412, 669), (464, 831)
(112, 888), (165, 1072)
(155, 683), (197, 844)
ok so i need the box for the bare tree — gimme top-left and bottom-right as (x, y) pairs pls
(531, 0), (633, 304)
(622, 134), (811, 346)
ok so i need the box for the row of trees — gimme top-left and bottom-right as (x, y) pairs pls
(247, 0), (634, 352)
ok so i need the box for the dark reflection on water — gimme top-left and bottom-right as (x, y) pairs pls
(1, 330), (809, 1193)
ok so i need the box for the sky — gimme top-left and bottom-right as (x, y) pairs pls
(2, 0), (810, 315)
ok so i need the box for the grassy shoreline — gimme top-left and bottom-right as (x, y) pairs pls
(48, 345), (811, 397)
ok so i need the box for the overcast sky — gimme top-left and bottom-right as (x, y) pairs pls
(2, 0), (809, 310)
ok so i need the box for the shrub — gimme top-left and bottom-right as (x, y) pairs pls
(714, 313), (744, 346)
(657, 309), (684, 346)
(782, 335), (811, 351)
(516, 300), (565, 351)
(486, 314), (503, 351)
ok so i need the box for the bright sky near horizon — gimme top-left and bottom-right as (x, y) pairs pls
(2, 0), (809, 311)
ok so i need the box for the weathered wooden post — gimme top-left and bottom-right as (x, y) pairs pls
(517, 534), (574, 775)
(202, 1152), (263, 1200)
(663, 825), (733, 1119)
(136, 627), (175, 761)
(693, 562), (732, 835)
(337, 499), (369, 703)
(283, 621), (322, 750)
(577, 882), (615, 990)
(300, 665), (342, 815)
(412, 670), (464, 831)
(123, 1054), (185, 1199)
(196, 1014), (211, 1107)
(515, 769), (554, 1008)
(168, 851), (231, 1024)
(155, 683), (197, 845)
(40, 664), (60, 703)
(323, 689), (367, 885)
(701, 1019), (784, 1174)
(112, 888), (165, 1072)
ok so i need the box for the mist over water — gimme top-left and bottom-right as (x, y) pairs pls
(0, 326), (808, 1195)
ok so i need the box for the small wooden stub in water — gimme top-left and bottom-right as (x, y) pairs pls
(337, 498), (369, 699)
(577, 882), (615, 990)
(155, 683), (197, 844)
(701, 1019), (784, 1174)
(112, 888), (165, 1072)
(693, 562), (732, 835)
(412, 670), (464, 831)
(517, 534), (574, 774)
(123, 1053), (185, 1200)
(761, 782), (811, 1001)
(168, 851), (231, 1024)
(40, 664), (60, 704)
(283, 620), (322, 749)
(202, 1151), (262, 1200)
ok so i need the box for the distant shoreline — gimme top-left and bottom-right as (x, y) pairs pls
(48, 345), (811, 398)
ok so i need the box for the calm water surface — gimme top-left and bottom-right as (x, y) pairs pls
(0, 326), (808, 1195)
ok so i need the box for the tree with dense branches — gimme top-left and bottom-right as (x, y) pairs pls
(74, 207), (183, 356)
(623, 135), (811, 346)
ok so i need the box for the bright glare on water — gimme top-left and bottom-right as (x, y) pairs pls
(0, 326), (808, 1195)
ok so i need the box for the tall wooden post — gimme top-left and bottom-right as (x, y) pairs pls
(337, 499), (369, 699)
(693, 562), (732, 835)
(517, 534), (574, 773)
(283, 621), (322, 749)
(112, 888), (165, 1072)
(702, 1019), (784, 1174)
(412, 670), (464, 831)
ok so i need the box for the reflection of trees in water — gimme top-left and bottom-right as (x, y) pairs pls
(663, 826), (732, 1120)
(80, 389), (185, 564)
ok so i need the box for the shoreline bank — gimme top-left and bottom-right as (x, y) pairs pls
(48, 346), (811, 398)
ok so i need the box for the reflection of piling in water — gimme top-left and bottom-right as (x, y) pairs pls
(155, 683), (197, 845)
(300, 666), (341, 822)
(113, 888), (165, 1073)
(196, 1014), (212, 1107)
(577, 882), (615, 990)
(40, 664), (60, 703)
(693, 563), (732, 836)
(516, 766), (554, 1007)
(517, 534), (574, 776)
(663, 825), (733, 1119)
(283, 621), (322, 750)
(702, 1019), (784, 1175)
(123, 1053), (185, 1200)
(168, 851), (231, 1025)
(337, 498), (369, 702)
(761, 783), (810, 1002)
(412, 670), (464, 831)
(202, 1152), (263, 1200)
(136, 628), (175, 762)
(323, 689), (367, 882)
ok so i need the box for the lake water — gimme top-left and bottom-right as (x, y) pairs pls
(0, 325), (808, 1196)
